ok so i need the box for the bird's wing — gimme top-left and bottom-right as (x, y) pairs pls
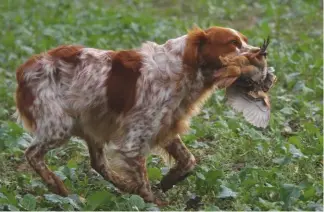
(225, 86), (271, 128)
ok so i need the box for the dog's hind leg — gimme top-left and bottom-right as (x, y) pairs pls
(25, 115), (74, 196)
(25, 139), (70, 196)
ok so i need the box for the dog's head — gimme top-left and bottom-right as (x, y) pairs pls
(183, 26), (261, 71)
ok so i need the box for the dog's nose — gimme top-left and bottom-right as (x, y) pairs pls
(240, 44), (260, 53)
(249, 47), (261, 53)
(240, 46), (260, 56)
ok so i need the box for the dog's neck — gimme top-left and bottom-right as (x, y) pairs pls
(163, 35), (188, 57)
(138, 35), (216, 121)
(164, 34), (216, 87)
(141, 33), (216, 89)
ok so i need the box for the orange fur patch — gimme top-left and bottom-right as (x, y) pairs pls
(106, 50), (142, 114)
(183, 27), (207, 70)
(15, 56), (40, 132)
(15, 45), (83, 132)
(47, 45), (83, 64)
(201, 27), (243, 69)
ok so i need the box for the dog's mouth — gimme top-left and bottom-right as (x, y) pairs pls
(239, 36), (271, 71)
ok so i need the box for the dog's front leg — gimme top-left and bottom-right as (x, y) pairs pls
(160, 135), (196, 192)
(103, 130), (167, 206)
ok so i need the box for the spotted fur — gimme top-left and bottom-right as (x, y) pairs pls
(15, 26), (259, 205)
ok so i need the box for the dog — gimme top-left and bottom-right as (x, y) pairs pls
(15, 26), (264, 205)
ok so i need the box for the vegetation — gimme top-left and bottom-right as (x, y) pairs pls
(0, 0), (322, 210)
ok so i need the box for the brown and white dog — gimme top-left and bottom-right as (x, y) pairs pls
(15, 26), (262, 205)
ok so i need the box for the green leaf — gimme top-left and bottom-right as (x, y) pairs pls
(280, 184), (301, 209)
(128, 195), (145, 210)
(285, 72), (300, 83)
(196, 172), (206, 180)
(280, 107), (294, 115)
(272, 157), (292, 165)
(17, 134), (32, 149)
(288, 136), (301, 148)
(4, 204), (19, 211)
(303, 122), (320, 135)
(6, 121), (24, 137)
(44, 194), (65, 204)
(303, 186), (316, 200)
(206, 170), (224, 183)
(289, 144), (305, 158)
(307, 202), (323, 211)
(258, 197), (277, 210)
(145, 203), (160, 211)
(147, 167), (162, 181)
(54, 170), (67, 181)
(20, 194), (36, 210)
(31, 180), (46, 189)
(216, 185), (237, 199)
(0, 192), (7, 200)
(2, 191), (17, 206)
(67, 158), (78, 169)
(204, 205), (220, 211)
(44, 193), (81, 210)
(242, 178), (258, 187)
(66, 195), (82, 210)
(85, 190), (112, 211)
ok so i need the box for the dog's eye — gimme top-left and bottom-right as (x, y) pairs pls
(230, 40), (239, 45)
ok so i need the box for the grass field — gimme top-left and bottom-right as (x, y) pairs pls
(0, 0), (323, 211)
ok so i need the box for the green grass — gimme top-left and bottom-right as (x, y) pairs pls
(0, 0), (323, 211)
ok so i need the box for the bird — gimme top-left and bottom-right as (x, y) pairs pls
(216, 37), (277, 128)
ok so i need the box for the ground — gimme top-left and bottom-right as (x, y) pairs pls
(0, 0), (322, 211)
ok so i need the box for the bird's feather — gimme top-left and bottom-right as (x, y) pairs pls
(225, 86), (271, 128)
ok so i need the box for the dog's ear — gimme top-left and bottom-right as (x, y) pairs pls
(183, 27), (207, 69)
